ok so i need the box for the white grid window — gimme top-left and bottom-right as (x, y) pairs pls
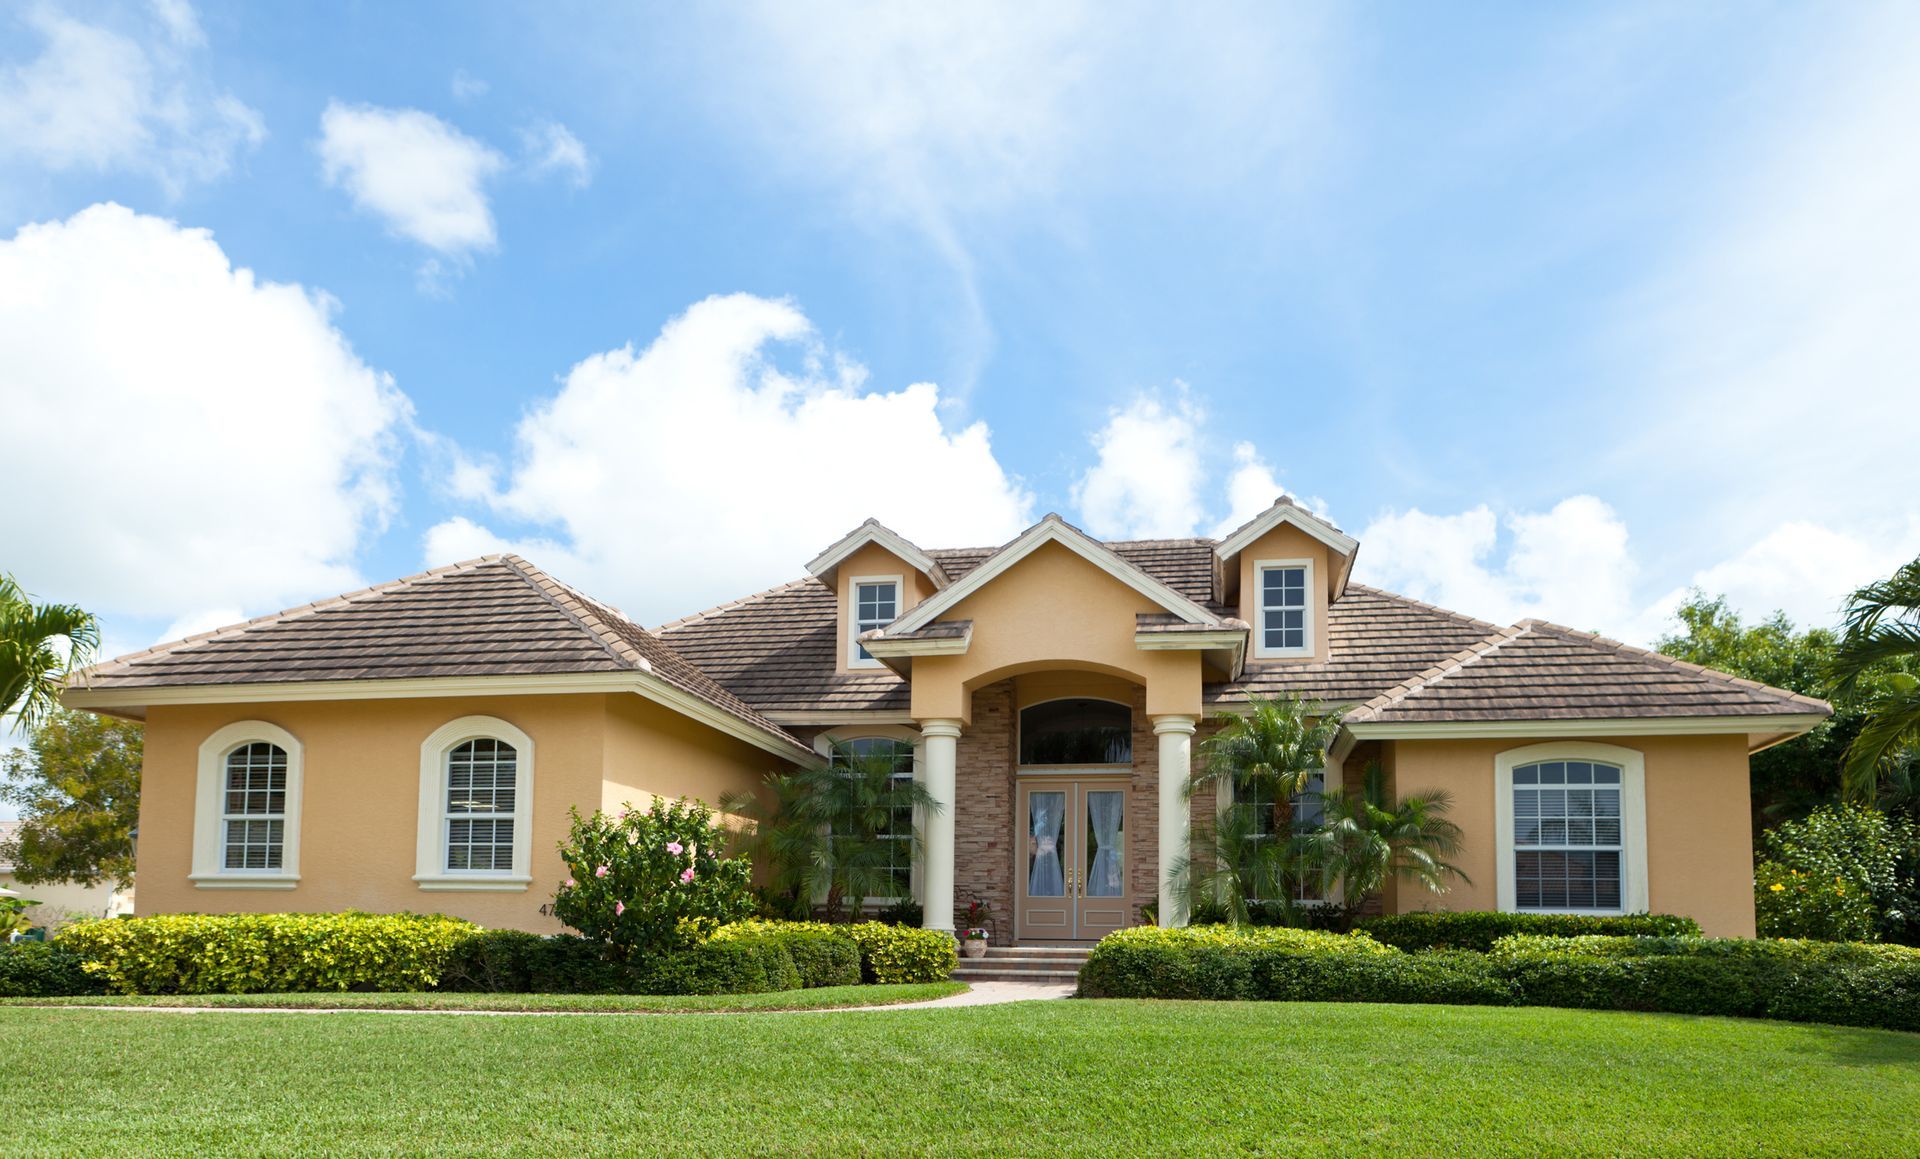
(1513, 760), (1623, 911)
(221, 742), (287, 870)
(1258, 565), (1308, 654)
(445, 738), (518, 873)
(852, 581), (899, 663)
(832, 737), (916, 898)
(1245, 771), (1325, 902)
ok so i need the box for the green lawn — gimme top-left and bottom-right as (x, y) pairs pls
(8, 1000), (1918, 1156)
(0, 981), (963, 1013)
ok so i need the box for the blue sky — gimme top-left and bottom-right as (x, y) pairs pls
(3, 0), (1917, 674)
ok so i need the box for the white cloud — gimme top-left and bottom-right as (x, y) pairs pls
(1358, 496), (1637, 635)
(317, 102), (505, 258)
(430, 293), (1034, 624)
(522, 121), (592, 188)
(450, 69), (488, 101)
(1072, 390), (1206, 541)
(1639, 519), (1920, 638)
(0, 203), (410, 620)
(0, 2), (263, 193)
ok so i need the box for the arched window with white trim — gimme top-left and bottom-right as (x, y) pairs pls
(1496, 742), (1649, 915)
(191, 721), (304, 889)
(222, 741), (289, 871)
(416, 716), (535, 892)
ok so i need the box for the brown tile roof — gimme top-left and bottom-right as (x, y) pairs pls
(1344, 619), (1834, 724)
(72, 556), (809, 755)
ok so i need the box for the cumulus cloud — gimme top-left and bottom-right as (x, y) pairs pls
(428, 293), (1034, 624)
(317, 102), (505, 258)
(1358, 497), (1637, 635)
(522, 121), (592, 188)
(0, 203), (410, 623)
(0, 1), (264, 193)
(1072, 391), (1207, 541)
(1638, 520), (1920, 638)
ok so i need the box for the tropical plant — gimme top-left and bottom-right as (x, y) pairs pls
(1, 708), (143, 888)
(1829, 558), (1920, 803)
(0, 895), (43, 938)
(722, 740), (941, 923)
(0, 574), (99, 730)
(1754, 804), (1919, 944)
(1179, 693), (1343, 923)
(1296, 760), (1468, 931)
(551, 798), (756, 961)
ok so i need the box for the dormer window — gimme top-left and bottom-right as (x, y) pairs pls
(849, 576), (900, 668)
(1254, 560), (1312, 658)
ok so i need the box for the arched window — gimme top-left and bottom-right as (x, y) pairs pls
(1495, 743), (1648, 915)
(416, 716), (535, 891)
(221, 741), (289, 871)
(830, 737), (917, 899)
(1019, 698), (1132, 765)
(192, 720), (303, 888)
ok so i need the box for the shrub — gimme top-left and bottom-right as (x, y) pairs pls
(553, 798), (757, 962)
(1359, 911), (1701, 953)
(635, 933), (803, 995)
(1754, 805), (1918, 943)
(0, 940), (103, 997)
(437, 930), (636, 994)
(56, 912), (477, 995)
(1078, 925), (1392, 999)
(712, 919), (953, 984)
(711, 925), (859, 989)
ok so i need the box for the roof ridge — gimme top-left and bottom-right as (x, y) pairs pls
(656, 576), (821, 633)
(497, 555), (651, 672)
(1347, 622), (1535, 721)
(1341, 582), (1504, 633)
(1516, 618), (1834, 713)
(70, 554), (514, 684)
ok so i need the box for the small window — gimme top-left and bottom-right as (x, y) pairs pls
(1512, 760), (1623, 911)
(221, 742), (287, 870)
(850, 578), (900, 666)
(830, 738), (916, 898)
(1019, 699), (1132, 765)
(1244, 771), (1325, 902)
(445, 738), (518, 873)
(1256, 562), (1310, 656)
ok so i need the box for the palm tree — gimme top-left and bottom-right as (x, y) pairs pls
(1829, 558), (1920, 803)
(1182, 693), (1344, 922)
(1298, 760), (1468, 931)
(723, 740), (941, 922)
(0, 574), (99, 730)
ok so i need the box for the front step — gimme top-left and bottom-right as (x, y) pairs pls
(952, 943), (1091, 984)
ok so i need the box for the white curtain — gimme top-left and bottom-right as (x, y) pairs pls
(1087, 791), (1124, 897)
(1029, 794), (1065, 897)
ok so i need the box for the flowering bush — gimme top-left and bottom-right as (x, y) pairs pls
(551, 798), (755, 961)
(1753, 805), (1916, 942)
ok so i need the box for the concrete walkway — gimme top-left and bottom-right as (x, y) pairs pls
(834, 980), (1076, 1012)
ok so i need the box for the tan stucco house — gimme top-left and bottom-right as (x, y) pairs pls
(64, 499), (1828, 939)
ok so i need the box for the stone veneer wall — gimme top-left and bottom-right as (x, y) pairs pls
(954, 680), (1016, 933)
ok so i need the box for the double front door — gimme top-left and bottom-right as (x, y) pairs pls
(1015, 778), (1132, 941)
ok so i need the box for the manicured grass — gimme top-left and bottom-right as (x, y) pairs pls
(8, 1000), (1918, 1156)
(0, 981), (963, 1014)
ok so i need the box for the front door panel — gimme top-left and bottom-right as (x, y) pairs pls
(1015, 779), (1131, 941)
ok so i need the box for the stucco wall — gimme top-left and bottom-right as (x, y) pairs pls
(1387, 734), (1756, 936)
(0, 873), (132, 926)
(136, 692), (783, 932)
(833, 543), (937, 675)
(1232, 523), (1334, 664)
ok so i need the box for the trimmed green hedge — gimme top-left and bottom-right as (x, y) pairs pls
(0, 941), (104, 997)
(58, 912), (479, 995)
(1077, 925), (1920, 1032)
(1359, 911), (1701, 953)
(714, 920), (954, 984)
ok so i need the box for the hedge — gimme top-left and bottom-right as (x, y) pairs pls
(0, 941), (104, 998)
(1076, 925), (1920, 1032)
(57, 912), (479, 995)
(713, 920), (954, 984)
(1358, 911), (1702, 953)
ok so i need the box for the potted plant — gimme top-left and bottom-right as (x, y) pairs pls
(959, 898), (993, 957)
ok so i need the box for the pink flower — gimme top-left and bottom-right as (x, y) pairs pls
(666, 841), (684, 855)
(615, 901), (625, 916)
(679, 867), (696, 883)
(564, 878), (577, 889)
(594, 865), (609, 878)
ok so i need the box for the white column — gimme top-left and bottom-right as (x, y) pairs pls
(1154, 715), (1196, 928)
(919, 719), (962, 934)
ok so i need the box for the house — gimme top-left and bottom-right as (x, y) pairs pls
(0, 820), (135, 925)
(62, 499), (1828, 939)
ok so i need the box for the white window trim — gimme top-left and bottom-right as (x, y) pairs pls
(1215, 769), (1342, 907)
(1494, 742), (1648, 916)
(847, 574), (903, 670)
(813, 727), (922, 906)
(1252, 558), (1315, 659)
(191, 720), (303, 890)
(415, 715), (535, 892)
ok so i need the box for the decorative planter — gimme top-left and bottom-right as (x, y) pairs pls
(961, 936), (989, 959)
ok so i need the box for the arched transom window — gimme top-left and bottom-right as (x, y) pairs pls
(1019, 698), (1132, 766)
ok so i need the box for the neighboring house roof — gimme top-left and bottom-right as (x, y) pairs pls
(1343, 619), (1832, 729)
(67, 555), (812, 760)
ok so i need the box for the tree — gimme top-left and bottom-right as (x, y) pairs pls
(1830, 558), (1920, 804)
(1655, 591), (1910, 829)
(1297, 760), (1468, 931)
(0, 574), (99, 729)
(723, 739), (941, 922)
(0, 709), (142, 888)
(1181, 693), (1344, 924)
